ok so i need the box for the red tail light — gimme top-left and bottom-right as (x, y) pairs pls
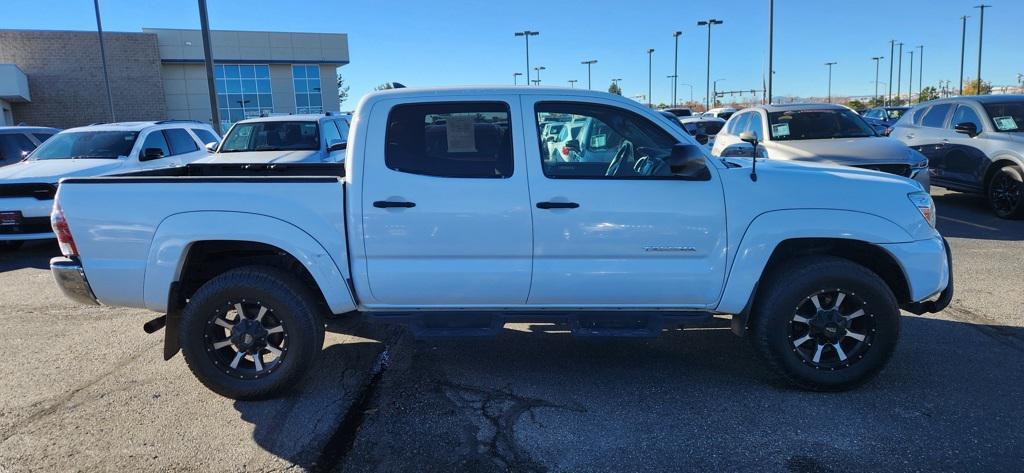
(51, 202), (78, 257)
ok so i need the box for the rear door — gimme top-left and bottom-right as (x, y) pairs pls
(358, 98), (533, 306)
(522, 97), (728, 307)
(164, 128), (206, 165)
(912, 103), (956, 185)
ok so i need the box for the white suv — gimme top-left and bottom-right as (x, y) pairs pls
(0, 120), (219, 249)
(197, 114), (351, 164)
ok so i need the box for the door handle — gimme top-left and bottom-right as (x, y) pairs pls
(536, 201), (579, 209)
(373, 200), (416, 208)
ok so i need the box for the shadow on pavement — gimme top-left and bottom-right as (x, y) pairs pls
(0, 240), (58, 272)
(933, 191), (1024, 241)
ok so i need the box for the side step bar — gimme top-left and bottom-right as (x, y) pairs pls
(364, 311), (714, 338)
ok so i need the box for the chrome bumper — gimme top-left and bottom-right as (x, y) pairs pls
(50, 257), (99, 305)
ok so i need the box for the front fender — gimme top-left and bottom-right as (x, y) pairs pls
(143, 211), (356, 314)
(716, 209), (916, 314)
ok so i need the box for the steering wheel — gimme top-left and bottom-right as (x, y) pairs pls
(605, 140), (638, 177)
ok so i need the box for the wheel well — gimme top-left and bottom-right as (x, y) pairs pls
(760, 238), (911, 304)
(175, 240), (328, 310)
(983, 159), (1020, 191)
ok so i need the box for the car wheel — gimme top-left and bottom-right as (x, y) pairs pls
(180, 265), (325, 400)
(0, 241), (24, 251)
(987, 164), (1024, 219)
(750, 256), (900, 391)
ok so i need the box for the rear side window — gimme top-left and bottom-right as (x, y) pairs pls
(921, 104), (952, 128)
(165, 128), (199, 155)
(190, 128), (219, 145)
(385, 102), (513, 178)
(0, 133), (37, 163)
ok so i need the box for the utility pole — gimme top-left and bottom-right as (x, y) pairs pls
(533, 66), (546, 85)
(581, 59), (597, 90)
(93, 0), (116, 122)
(568, 79), (578, 88)
(959, 16), (968, 95)
(917, 45), (924, 102)
(713, 79), (725, 108)
(672, 31), (682, 106)
(872, 56), (884, 104)
(647, 49), (655, 107)
(896, 42), (904, 104)
(697, 19), (723, 111)
(767, 0), (775, 104)
(198, 0), (219, 130)
(975, 4), (991, 95)
(825, 62), (837, 103)
(513, 72), (522, 85)
(514, 31), (539, 85)
(887, 40), (896, 105)
(907, 50), (914, 104)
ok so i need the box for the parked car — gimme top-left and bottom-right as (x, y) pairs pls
(677, 116), (726, 147)
(701, 107), (737, 120)
(540, 121), (567, 158)
(197, 114), (350, 164)
(712, 103), (930, 190)
(889, 95), (1024, 218)
(663, 107), (693, 117)
(862, 106), (909, 134)
(50, 86), (950, 400)
(0, 120), (217, 249)
(0, 126), (60, 167)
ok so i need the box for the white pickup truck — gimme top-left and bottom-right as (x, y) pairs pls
(49, 87), (952, 400)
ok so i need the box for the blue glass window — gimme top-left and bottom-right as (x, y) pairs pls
(292, 64), (324, 114)
(215, 63), (274, 132)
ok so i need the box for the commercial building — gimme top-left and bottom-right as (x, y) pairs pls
(0, 28), (349, 131)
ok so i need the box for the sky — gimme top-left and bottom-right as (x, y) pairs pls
(4, 0), (1023, 108)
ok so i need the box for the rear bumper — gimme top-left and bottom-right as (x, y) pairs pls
(50, 257), (99, 305)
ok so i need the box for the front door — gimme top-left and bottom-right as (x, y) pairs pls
(359, 98), (533, 306)
(522, 98), (728, 307)
(942, 103), (991, 189)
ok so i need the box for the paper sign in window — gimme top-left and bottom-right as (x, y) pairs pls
(771, 123), (790, 137)
(446, 114), (477, 152)
(994, 116), (1018, 131)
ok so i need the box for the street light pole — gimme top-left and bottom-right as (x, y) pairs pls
(533, 66), (546, 85)
(825, 62), (837, 103)
(959, 16), (968, 95)
(514, 31), (539, 85)
(917, 45), (924, 102)
(672, 31), (681, 106)
(581, 59), (597, 90)
(568, 79), (578, 88)
(975, 4), (991, 95)
(887, 39), (896, 105)
(697, 19), (723, 112)
(713, 78), (725, 107)
(513, 72), (522, 85)
(767, 0), (774, 104)
(647, 48), (655, 107)
(907, 50), (914, 104)
(93, 0), (116, 122)
(872, 56), (884, 104)
(896, 42), (904, 104)
(197, 0), (221, 130)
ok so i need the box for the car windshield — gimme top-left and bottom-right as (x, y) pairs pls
(767, 109), (876, 140)
(29, 131), (138, 160)
(682, 121), (724, 136)
(220, 121), (320, 152)
(982, 102), (1024, 132)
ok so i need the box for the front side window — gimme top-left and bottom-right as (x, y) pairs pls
(215, 64), (273, 133)
(949, 105), (983, 132)
(293, 64), (323, 114)
(322, 120), (342, 145)
(747, 112), (764, 140)
(536, 102), (697, 179)
(141, 130), (171, 158)
(767, 109), (875, 140)
(220, 121), (319, 152)
(728, 113), (750, 135)
(386, 102), (512, 178)
(921, 104), (952, 128)
(0, 133), (37, 163)
(982, 102), (1024, 132)
(29, 131), (138, 160)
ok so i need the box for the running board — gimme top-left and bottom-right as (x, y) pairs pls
(364, 311), (714, 338)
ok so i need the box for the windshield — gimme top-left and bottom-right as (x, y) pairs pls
(982, 102), (1024, 132)
(683, 121), (724, 136)
(29, 131), (138, 160)
(220, 121), (320, 152)
(767, 109), (876, 140)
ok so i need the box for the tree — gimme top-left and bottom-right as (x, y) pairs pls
(608, 81), (622, 95)
(846, 99), (867, 111)
(962, 79), (992, 96)
(868, 96), (887, 107)
(917, 86), (939, 103)
(336, 74), (350, 107)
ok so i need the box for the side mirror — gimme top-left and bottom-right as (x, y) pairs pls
(666, 143), (707, 176)
(954, 122), (978, 138)
(695, 133), (709, 145)
(141, 147), (165, 161)
(327, 139), (347, 152)
(205, 141), (219, 152)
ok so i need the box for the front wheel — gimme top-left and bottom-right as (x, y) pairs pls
(988, 164), (1024, 219)
(750, 256), (900, 391)
(180, 266), (325, 400)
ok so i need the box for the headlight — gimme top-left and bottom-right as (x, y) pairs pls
(907, 191), (936, 227)
(907, 149), (929, 169)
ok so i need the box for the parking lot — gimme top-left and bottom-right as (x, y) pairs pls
(0, 188), (1021, 472)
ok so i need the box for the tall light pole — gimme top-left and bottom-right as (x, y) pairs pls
(647, 48), (655, 107)
(917, 45), (924, 102)
(581, 59), (597, 90)
(667, 75), (677, 105)
(887, 39), (896, 105)
(697, 19), (723, 111)
(514, 31), (539, 85)
(907, 50), (914, 104)
(825, 62), (837, 103)
(93, 0), (116, 122)
(672, 31), (682, 106)
(533, 66), (546, 85)
(197, 0), (220, 130)
(896, 42), (904, 104)
(513, 72), (523, 85)
(872, 56), (884, 104)
(767, 0), (775, 104)
(568, 79), (578, 88)
(975, 4), (991, 95)
(959, 16), (968, 95)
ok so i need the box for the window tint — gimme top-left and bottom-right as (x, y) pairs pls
(165, 129), (199, 155)
(385, 102), (512, 178)
(949, 105), (983, 131)
(190, 128), (219, 145)
(767, 109), (875, 140)
(921, 104), (952, 128)
(747, 112), (764, 139)
(334, 119), (350, 139)
(981, 102), (1024, 132)
(729, 113), (750, 135)
(31, 133), (55, 143)
(322, 120), (343, 145)
(536, 101), (704, 179)
(221, 121), (319, 152)
(0, 133), (37, 162)
(141, 130), (171, 158)
(30, 131), (137, 160)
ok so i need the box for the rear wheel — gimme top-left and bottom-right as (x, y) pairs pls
(988, 164), (1024, 219)
(180, 266), (325, 400)
(750, 256), (900, 391)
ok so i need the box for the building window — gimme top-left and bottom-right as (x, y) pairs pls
(215, 64), (273, 132)
(293, 64), (323, 114)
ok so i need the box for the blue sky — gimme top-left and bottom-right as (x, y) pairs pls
(5, 0), (1023, 107)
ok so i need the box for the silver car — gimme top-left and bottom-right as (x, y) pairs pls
(712, 103), (929, 190)
(889, 95), (1024, 218)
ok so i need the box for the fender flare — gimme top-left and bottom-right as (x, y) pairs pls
(716, 209), (915, 315)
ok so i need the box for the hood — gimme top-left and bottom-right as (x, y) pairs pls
(0, 159), (126, 184)
(195, 150), (321, 164)
(768, 137), (915, 166)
